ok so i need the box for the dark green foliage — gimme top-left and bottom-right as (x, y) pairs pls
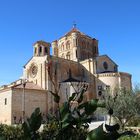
(87, 124), (108, 140)
(0, 124), (23, 140)
(22, 107), (42, 140)
(118, 135), (140, 140)
(77, 85), (88, 103)
(41, 117), (59, 140)
(78, 99), (105, 115)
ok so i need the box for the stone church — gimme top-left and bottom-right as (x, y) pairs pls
(0, 27), (131, 124)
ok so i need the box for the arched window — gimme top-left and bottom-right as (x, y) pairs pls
(76, 39), (78, 46)
(81, 51), (87, 60)
(103, 62), (108, 70)
(54, 48), (57, 55)
(61, 43), (64, 51)
(39, 46), (42, 53)
(76, 50), (78, 58)
(66, 52), (70, 60)
(45, 47), (48, 53)
(34, 48), (37, 54)
(66, 41), (70, 50)
(82, 41), (86, 48)
(81, 51), (84, 60)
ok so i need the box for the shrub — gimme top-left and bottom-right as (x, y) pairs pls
(118, 135), (140, 140)
(0, 124), (23, 140)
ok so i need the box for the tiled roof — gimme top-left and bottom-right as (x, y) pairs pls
(14, 82), (44, 90)
(59, 28), (93, 40)
(33, 40), (51, 47)
(0, 80), (44, 91)
(96, 55), (118, 66)
(65, 28), (85, 36)
(61, 77), (81, 83)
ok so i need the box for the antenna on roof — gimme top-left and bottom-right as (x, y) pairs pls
(73, 21), (77, 29)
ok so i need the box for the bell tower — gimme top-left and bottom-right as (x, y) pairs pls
(33, 40), (51, 56)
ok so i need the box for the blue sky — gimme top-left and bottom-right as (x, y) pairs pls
(0, 0), (140, 86)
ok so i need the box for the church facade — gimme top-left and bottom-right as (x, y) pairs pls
(0, 27), (131, 124)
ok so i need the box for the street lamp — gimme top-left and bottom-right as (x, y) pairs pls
(21, 79), (27, 123)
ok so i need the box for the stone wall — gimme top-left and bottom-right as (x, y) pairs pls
(97, 73), (120, 88)
(12, 88), (47, 124)
(0, 89), (12, 124)
(119, 72), (132, 90)
(96, 55), (117, 74)
(96, 72), (132, 97)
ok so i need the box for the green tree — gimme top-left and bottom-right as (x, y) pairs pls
(103, 88), (139, 129)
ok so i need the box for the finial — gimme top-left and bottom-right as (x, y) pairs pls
(73, 21), (77, 29)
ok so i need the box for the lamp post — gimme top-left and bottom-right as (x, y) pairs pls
(22, 79), (26, 123)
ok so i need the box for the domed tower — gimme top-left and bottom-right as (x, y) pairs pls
(54, 26), (99, 62)
(33, 40), (51, 56)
